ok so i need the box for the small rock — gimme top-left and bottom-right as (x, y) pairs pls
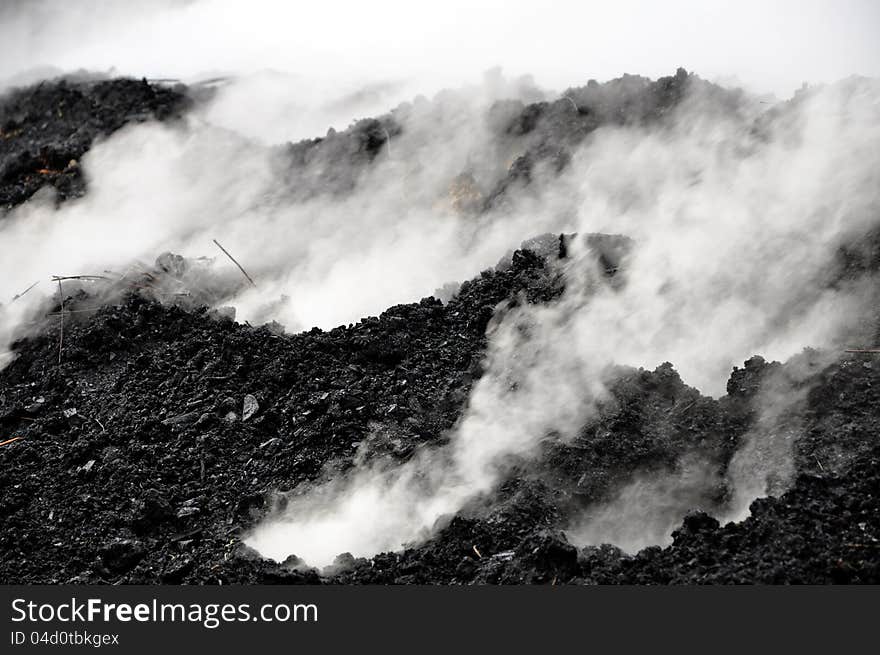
(62, 407), (77, 418)
(242, 394), (259, 421)
(156, 251), (187, 276)
(195, 412), (214, 428)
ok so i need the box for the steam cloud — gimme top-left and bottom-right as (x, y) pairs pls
(0, 72), (550, 353)
(2, 2), (879, 564)
(247, 79), (880, 566)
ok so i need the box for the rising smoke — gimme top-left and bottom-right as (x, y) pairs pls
(0, 70), (551, 353)
(2, 0), (879, 568)
(2, 70), (878, 567)
(247, 78), (880, 566)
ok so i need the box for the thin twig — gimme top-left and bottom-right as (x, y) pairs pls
(677, 400), (696, 414)
(0, 437), (22, 447)
(11, 280), (39, 303)
(563, 95), (579, 112)
(51, 275), (110, 282)
(213, 239), (257, 287)
(845, 349), (880, 353)
(47, 308), (102, 316)
(57, 277), (63, 365)
(93, 416), (106, 433)
(815, 457), (825, 472)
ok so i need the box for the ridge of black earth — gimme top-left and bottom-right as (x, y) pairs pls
(0, 73), (878, 584)
(2, 68), (740, 213)
(0, 239), (878, 584)
(0, 77), (191, 212)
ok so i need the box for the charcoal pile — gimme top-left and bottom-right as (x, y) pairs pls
(0, 245), (565, 583)
(0, 73), (878, 585)
(1, 243), (877, 584)
(0, 77), (190, 211)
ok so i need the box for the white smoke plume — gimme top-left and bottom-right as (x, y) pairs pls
(0, 70), (549, 355)
(2, 68), (877, 567)
(567, 453), (723, 554)
(247, 78), (880, 567)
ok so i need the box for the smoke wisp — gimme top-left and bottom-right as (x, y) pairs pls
(247, 78), (880, 567)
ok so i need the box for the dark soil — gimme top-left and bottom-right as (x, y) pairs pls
(0, 77), (190, 211)
(0, 74), (877, 584)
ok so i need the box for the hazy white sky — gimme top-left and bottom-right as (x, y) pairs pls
(2, 0), (879, 96)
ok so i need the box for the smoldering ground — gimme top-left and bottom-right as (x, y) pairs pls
(0, 70), (554, 351)
(247, 77), (880, 567)
(1, 68), (879, 583)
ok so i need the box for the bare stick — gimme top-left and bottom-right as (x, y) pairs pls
(11, 280), (39, 303)
(0, 437), (22, 447)
(47, 308), (102, 316)
(213, 239), (257, 287)
(51, 275), (110, 282)
(563, 95), (579, 112)
(845, 349), (880, 353)
(57, 277), (63, 365)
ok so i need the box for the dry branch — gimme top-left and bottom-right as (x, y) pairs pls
(11, 280), (39, 303)
(56, 277), (63, 364)
(50, 275), (110, 282)
(47, 308), (102, 316)
(0, 437), (22, 447)
(213, 239), (257, 287)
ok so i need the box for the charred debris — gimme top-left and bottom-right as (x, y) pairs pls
(0, 71), (878, 584)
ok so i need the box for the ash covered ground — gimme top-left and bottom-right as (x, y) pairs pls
(0, 71), (878, 584)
